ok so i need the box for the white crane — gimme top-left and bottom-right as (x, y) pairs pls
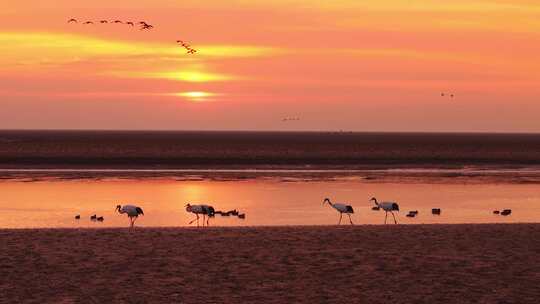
(323, 198), (354, 225)
(370, 197), (399, 224)
(185, 204), (215, 227)
(116, 204), (144, 228)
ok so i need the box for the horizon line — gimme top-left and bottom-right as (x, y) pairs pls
(1, 129), (540, 135)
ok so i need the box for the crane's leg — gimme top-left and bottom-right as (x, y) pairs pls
(384, 211), (388, 224)
(391, 211), (397, 224)
(338, 213), (343, 225)
(189, 214), (200, 226)
(129, 217), (134, 228)
(203, 214), (206, 227)
(133, 216), (138, 227)
(188, 214), (198, 225)
(347, 213), (354, 225)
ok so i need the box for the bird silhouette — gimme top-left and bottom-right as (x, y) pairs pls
(68, 18), (78, 23)
(126, 21), (134, 26)
(75, 215), (81, 220)
(187, 48), (197, 54)
(100, 20), (108, 24)
(83, 21), (94, 25)
(113, 20), (123, 24)
(406, 210), (418, 218)
(501, 209), (512, 216)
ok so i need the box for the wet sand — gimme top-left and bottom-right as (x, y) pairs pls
(1, 224), (539, 303)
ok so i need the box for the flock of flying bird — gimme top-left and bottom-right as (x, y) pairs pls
(282, 117), (301, 122)
(67, 18), (197, 54)
(74, 197), (513, 228)
(441, 92), (455, 98)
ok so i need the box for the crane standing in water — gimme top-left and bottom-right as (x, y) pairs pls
(370, 197), (400, 224)
(116, 204), (144, 228)
(323, 198), (354, 225)
(185, 204), (216, 227)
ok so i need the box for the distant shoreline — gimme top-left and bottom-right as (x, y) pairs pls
(2, 130), (540, 169)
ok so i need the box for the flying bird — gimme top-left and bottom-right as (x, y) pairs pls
(100, 20), (108, 24)
(116, 204), (144, 228)
(83, 21), (94, 25)
(126, 21), (134, 26)
(113, 20), (123, 24)
(140, 24), (154, 30)
(370, 197), (399, 224)
(97, 216), (104, 222)
(90, 214), (97, 221)
(68, 18), (78, 23)
(187, 48), (197, 54)
(322, 198), (354, 225)
(178, 41), (190, 48)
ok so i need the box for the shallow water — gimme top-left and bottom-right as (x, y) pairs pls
(0, 176), (538, 228)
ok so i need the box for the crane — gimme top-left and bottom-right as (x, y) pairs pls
(370, 197), (399, 224)
(322, 198), (354, 225)
(116, 204), (144, 228)
(185, 204), (215, 227)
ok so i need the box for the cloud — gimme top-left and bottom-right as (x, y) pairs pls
(0, 31), (281, 70)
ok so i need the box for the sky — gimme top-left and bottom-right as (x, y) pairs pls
(1, 0), (539, 132)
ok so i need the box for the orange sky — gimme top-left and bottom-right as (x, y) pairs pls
(1, 0), (539, 131)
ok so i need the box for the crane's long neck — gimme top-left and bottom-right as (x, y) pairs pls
(372, 199), (379, 206)
(324, 199), (333, 207)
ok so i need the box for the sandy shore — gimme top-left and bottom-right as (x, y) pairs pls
(1, 224), (539, 303)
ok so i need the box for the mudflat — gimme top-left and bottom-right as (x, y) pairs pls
(1, 224), (539, 303)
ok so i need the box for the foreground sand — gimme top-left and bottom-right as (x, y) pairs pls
(1, 225), (539, 303)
